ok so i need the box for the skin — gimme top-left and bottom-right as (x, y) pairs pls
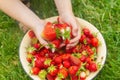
(0, 0), (81, 49)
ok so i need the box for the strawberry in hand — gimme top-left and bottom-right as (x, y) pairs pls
(42, 22), (56, 41)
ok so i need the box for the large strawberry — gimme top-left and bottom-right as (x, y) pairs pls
(42, 22), (56, 41)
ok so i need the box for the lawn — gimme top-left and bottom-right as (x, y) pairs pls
(0, 0), (120, 80)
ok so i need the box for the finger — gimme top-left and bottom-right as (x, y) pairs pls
(59, 43), (66, 48)
(70, 26), (81, 44)
(71, 22), (78, 36)
(66, 41), (79, 50)
(38, 37), (49, 49)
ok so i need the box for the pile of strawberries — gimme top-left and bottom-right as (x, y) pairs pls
(26, 19), (100, 80)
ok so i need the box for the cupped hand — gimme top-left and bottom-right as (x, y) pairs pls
(32, 20), (49, 48)
(59, 13), (82, 49)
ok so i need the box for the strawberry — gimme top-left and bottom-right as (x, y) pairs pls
(51, 39), (61, 48)
(63, 60), (71, 68)
(34, 57), (46, 68)
(47, 65), (58, 76)
(86, 57), (92, 64)
(61, 53), (70, 61)
(44, 58), (52, 68)
(43, 22), (56, 41)
(33, 43), (40, 49)
(88, 62), (98, 72)
(57, 68), (68, 79)
(80, 55), (87, 63)
(31, 67), (40, 75)
(91, 37), (99, 47)
(54, 56), (62, 64)
(79, 34), (86, 43)
(68, 66), (79, 76)
(70, 55), (81, 66)
(28, 30), (35, 38)
(83, 28), (90, 36)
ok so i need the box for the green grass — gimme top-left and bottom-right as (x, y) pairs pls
(0, 0), (120, 80)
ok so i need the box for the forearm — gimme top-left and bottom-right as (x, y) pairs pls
(0, 0), (43, 30)
(54, 0), (73, 16)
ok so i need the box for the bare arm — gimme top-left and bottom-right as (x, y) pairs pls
(0, 0), (48, 47)
(0, 0), (44, 30)
(54, 0), (73, 16)
(54, 0), (81, 49)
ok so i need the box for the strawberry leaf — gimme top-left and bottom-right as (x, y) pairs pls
(57, 73), (64, 79)
(55, 28), (61, 39)
(44, 59), (52, 66)
(72, 53), (81, 58)
(62, 28), (71, 40)
(47, 65), (56, 73)
(27, 46), (36, 53)
(38, 70), (47, 79)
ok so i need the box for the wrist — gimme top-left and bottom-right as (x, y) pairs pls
(32, 20), (45, 32)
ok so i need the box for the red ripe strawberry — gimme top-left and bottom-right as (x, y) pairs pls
(31, 67), (40, 75)
(28, 30), (35, 38)
(80, 55), (87, 63)
(39, 48), (49, 57)
(33, 43), (40, 49)
(68, 66), (79, 76)
(70, 55), (81, 66)
(48, 65), (58, 76)
(86, 57), (92, 64)
(61, 53), (70, 61)
(58, 68), (68, 79)
(83, 28), (90, 36)
(54, 56), (62, 64)
(91, 37), (99, 47)
(79, 34), (86, 43)
(43, 22), (56, 41)
(88, 62), (98, 72)
(47, 74), (55, 80)
(51, 39), (61, 48)
(63, 60), (71, 68)
(34, 57), (46, 68)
